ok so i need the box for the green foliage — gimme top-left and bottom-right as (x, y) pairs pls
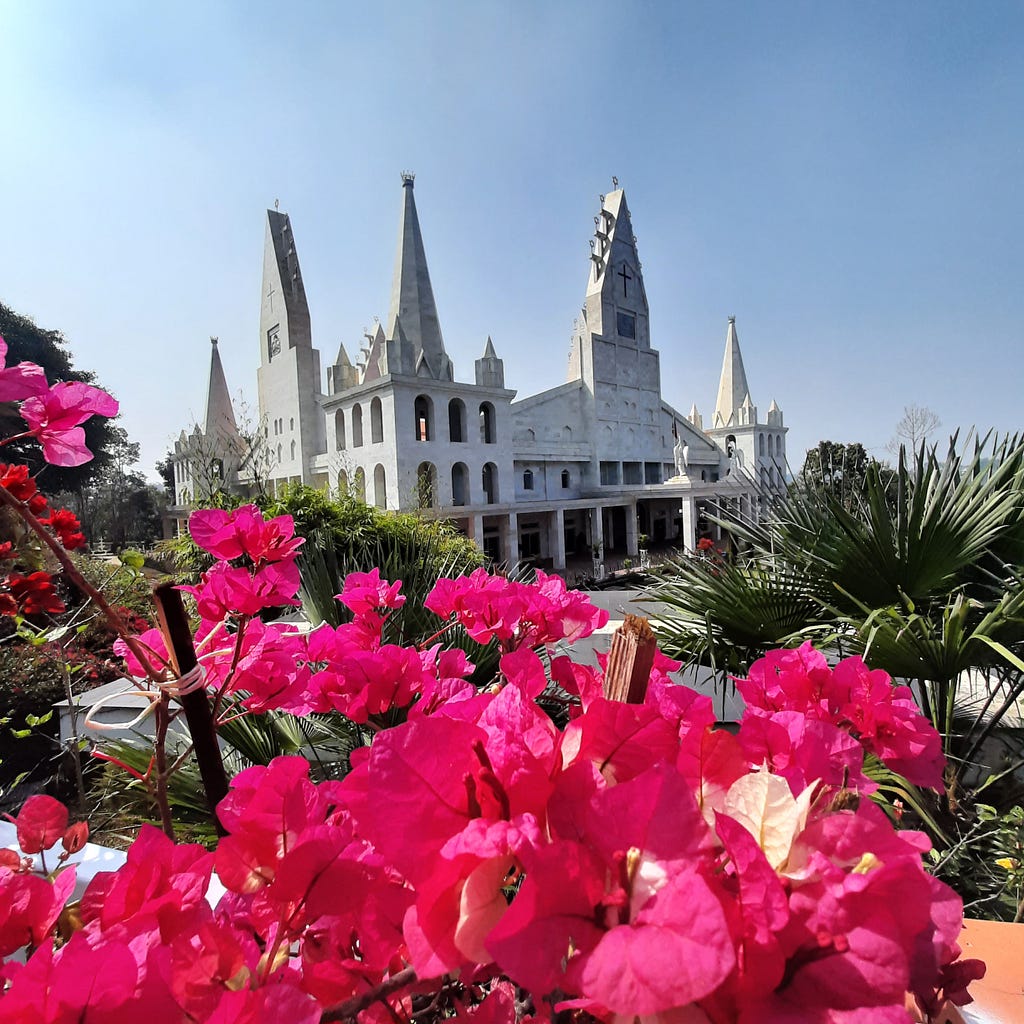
(927, 802), (1024, 922)
(650, 433), (1024, 888)
(800, 440), (874, 502)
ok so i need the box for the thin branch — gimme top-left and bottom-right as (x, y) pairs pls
(320, 967), (418, 1023)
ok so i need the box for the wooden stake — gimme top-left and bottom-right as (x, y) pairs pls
(152, 582), (230, 832)
(603, 613), (657, 704)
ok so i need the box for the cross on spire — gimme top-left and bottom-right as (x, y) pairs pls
(266, 282), (276, 309)
(617, 264), (632, 297)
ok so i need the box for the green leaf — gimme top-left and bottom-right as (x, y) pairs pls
(120, 549), (145, 570)
(25, 711), (53, 727)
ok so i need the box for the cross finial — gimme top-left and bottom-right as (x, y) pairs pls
(728, 315), (736, 324)
(611, 175), (619, 188)
(274, 198), (280, 211)
(401, 171), (416, 187)
(210, 335), (218, 346)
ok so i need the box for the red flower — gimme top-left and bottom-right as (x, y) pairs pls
(40, 507), (87, 550)
(0, 462), (40, 503)
(7, 571), (65, 616)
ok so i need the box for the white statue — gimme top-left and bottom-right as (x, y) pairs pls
(673, 429), (686, 477)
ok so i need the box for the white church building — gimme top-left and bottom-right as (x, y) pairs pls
(170, 175), (788, 571)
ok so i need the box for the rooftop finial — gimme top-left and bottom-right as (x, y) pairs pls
(274, 198), (279, 211)
(400, 171), (416, 187)
(728, 315), (736, 324)
(611, 175), (619, 189)
(210, 335), (219, 346)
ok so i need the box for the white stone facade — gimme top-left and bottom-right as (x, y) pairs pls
(170, 177), (789, 570)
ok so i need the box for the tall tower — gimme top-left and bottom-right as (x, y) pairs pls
(256, 208), (325, 485)
(385, 173), (454, 380)
(706, 317), (787, 485)
(712, 316), (754, 428)
(567, 185), (664, 485)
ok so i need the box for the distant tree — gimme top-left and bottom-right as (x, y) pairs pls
(801, 441), (871, 493)
(57, 427), (165, 548)
(0, 302), (118, 490)
(887, 404), (941, 455)
(155, 452), (175, 498)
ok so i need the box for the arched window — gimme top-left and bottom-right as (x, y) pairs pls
(776, 435), (783, 457)
(338, 469), (349, 495)
(370, 397), (383, 444)
(354, 467), (366, 503)
(373, 464), (386, 508)
(416, 462), (437, 508)
(482, 463), (497, 504)
(759, 433), (765, 457)
(562, 425), (572, 442)
(289, 418), (294, 431)
(561, 469), (570, 489)
(277, 444), (282, 463)
(290, 440), (296, 460)
(448, 398), (466, 442)
(335, 409), (346, 450)
(479, 402), (495, 444)
(414, 395), (433, 441)
(352, 404), (364, 447)
(523, 469), (534, 491)
(451, 462), (469, 506)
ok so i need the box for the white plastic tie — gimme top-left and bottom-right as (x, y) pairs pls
(84, 690), (160, 733)
(157, 663), (207, 699)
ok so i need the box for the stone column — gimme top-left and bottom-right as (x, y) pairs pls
(679, 496), (696, 552)
(503, 511), (518, 564)
(550, 508), (566, 570)
(625, 501), (638, 558)
(470, 514), (484, 546)
(589, 505), (604, 553)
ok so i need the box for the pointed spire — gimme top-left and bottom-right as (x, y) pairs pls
(767, 398), (784, 427)
(334, 341), (352, 368)
(688, 402), (703, 431)
(203, 337), (238, 438)
(386, 174), (452, 380)
(713, 317), (752, 429)
(584, 187), (649, 347)
(476, 335), (505, 389)
(259, 208), (311, 364)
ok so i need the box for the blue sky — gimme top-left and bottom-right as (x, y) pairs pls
(3, 2), (1022, 480)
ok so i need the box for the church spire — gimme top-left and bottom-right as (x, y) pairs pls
(713, 316), (752, 429)
(386, 173), (453, 380)
(203, 337), (238, 438)
(584, 184), (650, 347)
(259, 208), (312, 365)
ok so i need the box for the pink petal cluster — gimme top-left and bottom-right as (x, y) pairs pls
(0, 337), (47, 402)
(425, 567), (609, 649)
(23, 559), (983, 1023)
(20, 381), (119, 467)
(737, 642), (946, 790)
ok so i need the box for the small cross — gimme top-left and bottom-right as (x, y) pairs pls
(612, 175), (619, 188)
(274, 198), (280, 211)
(266, 283), (276, 308)
(617, 264), (632, 297)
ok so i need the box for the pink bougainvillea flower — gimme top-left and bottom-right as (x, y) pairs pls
(488, 765), (734, 1015)
(0, 336), (48, 402)
(19, 380), (119, 467)
(337, 568), (406, 616)
(188, 505), (303, 565)
(15, 794), (69, 854)
(738, 643), (946, 792)
(0, 865), (76, 956)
